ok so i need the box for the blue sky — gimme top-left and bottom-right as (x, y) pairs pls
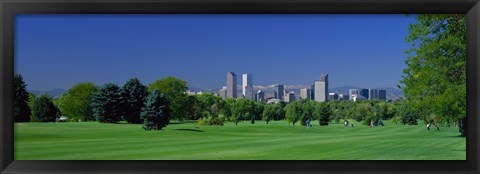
(15, 14), (416, 91)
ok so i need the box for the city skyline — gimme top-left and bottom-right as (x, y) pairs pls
(16, 14), (415, 91)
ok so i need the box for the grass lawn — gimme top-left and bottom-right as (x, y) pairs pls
(14, 120), (466, 160)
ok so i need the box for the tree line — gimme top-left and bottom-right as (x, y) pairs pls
(14, 73), (422, 130)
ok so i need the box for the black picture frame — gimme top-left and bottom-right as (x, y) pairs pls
(1, 0), (479, 173)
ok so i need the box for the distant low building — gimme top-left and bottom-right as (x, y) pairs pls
(351, 94), (366, 101)
(218, 86), (227, 99)
(328, 92), (339, 101)
(267, 98), (282, 104)
(285, 92), (295, 103)
(338, 94), (349, 101)
(255, 90), (265, 101)
(300, 88), (311, 100)
(186, 90), (197, 95)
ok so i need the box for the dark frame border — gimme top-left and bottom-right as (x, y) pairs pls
(1, 0), (479, 174)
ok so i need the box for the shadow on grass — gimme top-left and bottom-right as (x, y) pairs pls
(172, 128), (204, 133)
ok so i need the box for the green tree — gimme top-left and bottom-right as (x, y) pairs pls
(32, 94), (59, 122)
(353, 102), (372, 123)
(253, 101), (265, 121)
(122, 78), (148, 124)
(14, 74), (31, 122)
(194, 93), (223, 119)
(223, 98), (236, 121)
(57, 83), (98, 121)
(314, 102), (332, 126)
(401, 14), (466, 136)
(91, 83), (123, 123)
(262, 103), (284, 124)
(27, 93), (36, 121)
(148, 77), (189, 122)
(231, 98), (254, 125)
(184, 95), (198, 120)
(285, 101), (302, 125)
(140, 90), (170, 130)
(299, 100), (315, 126)
(395, 99), (418, 125)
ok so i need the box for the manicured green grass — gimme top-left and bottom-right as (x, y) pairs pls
(15, 120), (465, 160)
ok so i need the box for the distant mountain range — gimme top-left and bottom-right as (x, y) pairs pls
(190, 85), (404, 101)
(28, 88), (67, 99)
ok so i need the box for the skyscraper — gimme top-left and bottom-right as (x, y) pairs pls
(314, 74), (328, 102)
(378, 89), (387, 100)
(359, 89), (369, 99)
(300, 88), (312, 100)
(310, 84), (315, 100)
(369, 89), (378, 99)
(242, 74), (254, 100)
(226, 72), (237, 98)
(274, 84), (284, 101)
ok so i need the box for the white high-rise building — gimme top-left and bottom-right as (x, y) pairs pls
(242, 74), (254, 100)
(314, 74), (329, 102)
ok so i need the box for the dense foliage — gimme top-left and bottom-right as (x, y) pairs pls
(140, 90), (170, 130)
(57, 83), (98, 121)
(14, 74), (31, 122)
(32, 94), (60, 122)
(91, 83), (124, 123)
(401, 14), (466, 136)
(148, 77), (190, 122)
(315, 102), (332, 126)
(122, 78), (148, 124)
(262, 103), (284, 124)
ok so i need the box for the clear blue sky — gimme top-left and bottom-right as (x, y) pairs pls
(15, 14), (416, 91)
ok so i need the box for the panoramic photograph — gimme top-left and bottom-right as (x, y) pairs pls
(14, 14), (466, 160)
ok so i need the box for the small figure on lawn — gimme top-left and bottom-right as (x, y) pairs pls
(426, 123), (431, 131)
(344, 120), (349, 127)
(378, 119), (384, 127)
(370, 120), (374, 128)
(306, 118), (311, 128)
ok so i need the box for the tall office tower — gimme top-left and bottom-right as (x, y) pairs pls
(369, 89), (379, 100)
(349, 89), (359, 100)
(310, 84), (315, 100)
(256, 90), (265, 101)
(314, 74), (329, 102)
(300, 88), (312, 100)
(378, 89), (387, 100)
(285, 92), (295, 103)
(359, 89), (369, 99)
(218, 86), (227, 99)
(226, 72), (237, 98)
(242, 74), (254, 100)
(274, 84), (284, 101)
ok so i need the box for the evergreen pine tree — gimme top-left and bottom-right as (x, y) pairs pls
(14, 74), (31, 122)
(140, 90), (169, 130)
(91, 83), (123, 123)
(122, 78), (148, 124)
